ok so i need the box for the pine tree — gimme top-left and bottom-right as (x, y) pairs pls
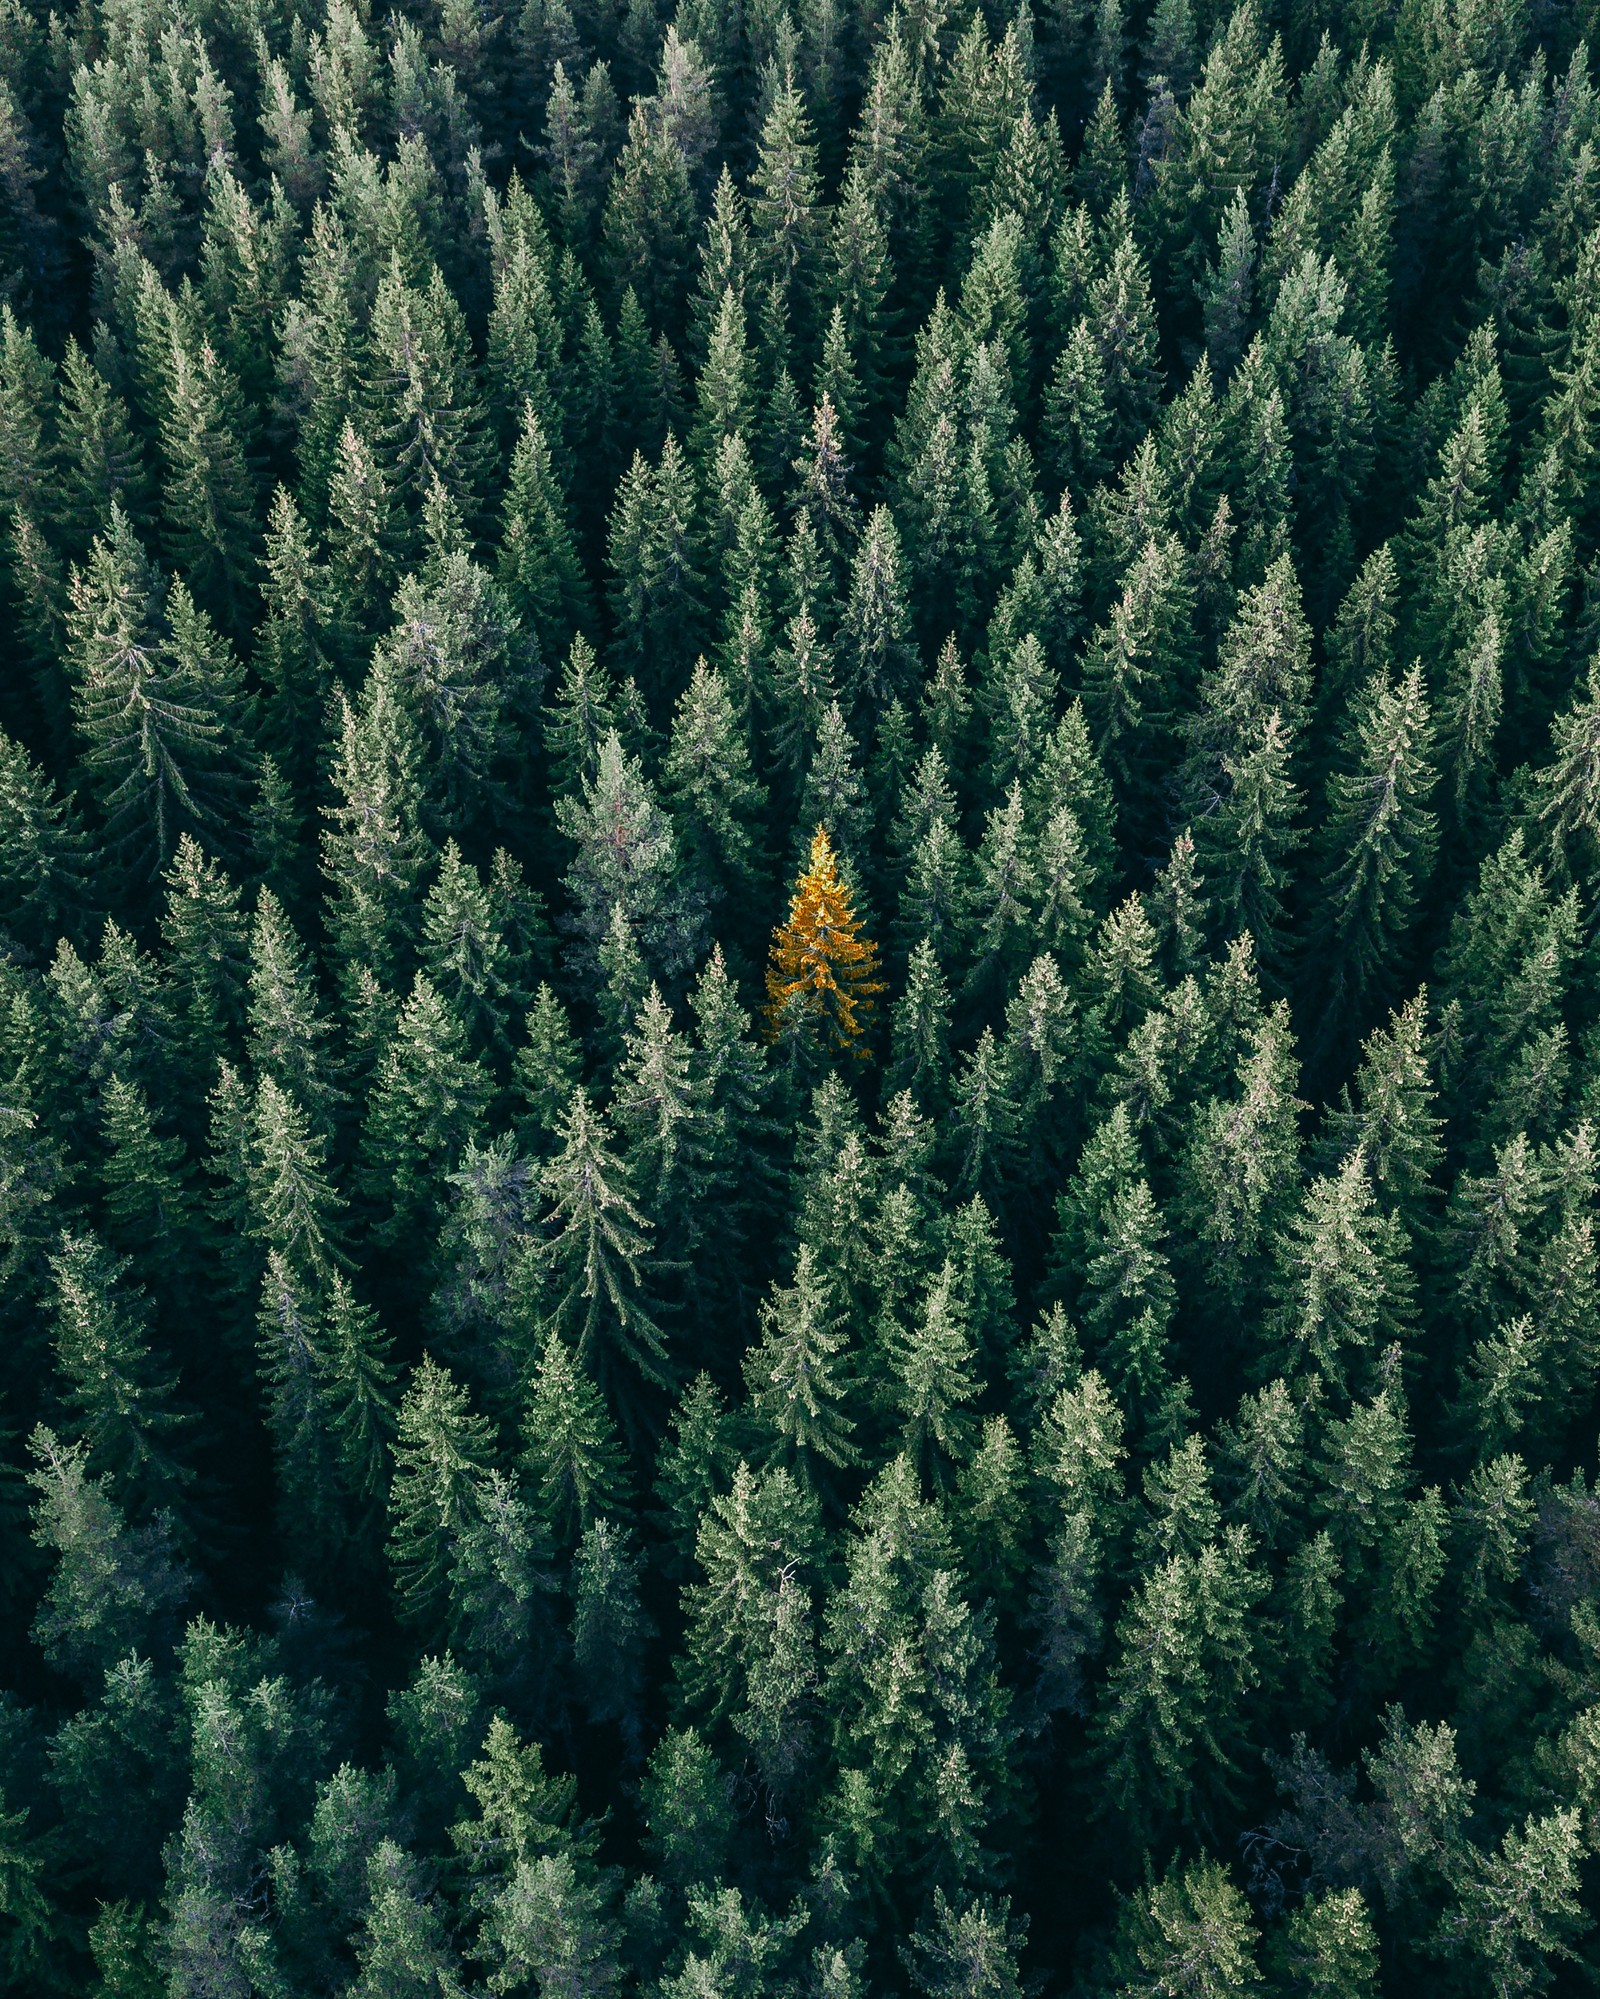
(26, 1425), (191, 1683)
(655, 1371), (735, 1578)
(320, 1270), (396, 1541)
(1107, 1859), (1263, 1994)
(798, 701), (869, 867)
(1080, 531), (1193, 817)
(888, 939), (955, 1110)
(256, 1248), (345, 1556)
(158, 834), (249, 1091)
(498, 400), (589, 665)
(751, 67), (825, 351)
(254, 486), (333, 781)
(948, 1027), (1024, 1205)
(571, 1514), (652, 1744)
(1322, 993), (1443, 1235)
(386, 1355), (498, 1626)
(744, 1244), (857, 1473)
(904, 1893), (1027, 1999)
(521, 1328), (628, 1546)
(1436, 1809), (1587, 1997)
(49, 1230), (191, 1516)
(0, 728), (88, 950)
(820, 1454), (1013, 1887)
(99, 1072), (194, 1266)
(246, 888), (344, 1130)
(363, 255), (492, 545)
(1177, 1002), (1304, 1329)
(605, 435), (703, 714)
(602, 108), (697, 331)
(512, 985), (584, 1157)
(137, 269), (260, 631)
(359, 975), (490, 1249)
(641, 1726), (735, 1891)
(679, 1458), (820, 1761)
(323, 420), (398, 658)
(249, 1073), (349, 1286)
(692, 285), (756, 459)
(662, 658), (766, 902)
(557, 729), (704, 987)
(320, 671), (432, 1002)
(544, 632), (617, 797)
(1202, 187), (1255, 377)
(1532, 649), (1600, 883)
(966, 784), (1037, 1002)
(838, 506), (915, 715)
(420, 841), (520, 1055)
(1264, 1149), (1415, 1391)
(1194, 706), (1303, 973)
(765, 826), (884, 1056)
(883, 1258), (979, 1475)
(68, 515), (253, 884)
(371, 554), (526, 838)
(529, 1087), (667, 1391)
(611, 982), (704, 1270)
(54, 336), (150, 555)
(1093, 1522), (1264, 1839)
(1308, 659), (1437, 1043)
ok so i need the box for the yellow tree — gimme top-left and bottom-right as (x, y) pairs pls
(765, 826), (884, 1055)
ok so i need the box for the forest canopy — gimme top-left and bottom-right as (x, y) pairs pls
(4, 0), (1600, 1987)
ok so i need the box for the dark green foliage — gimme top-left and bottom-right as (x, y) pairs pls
(6, 5), (1600, 1992)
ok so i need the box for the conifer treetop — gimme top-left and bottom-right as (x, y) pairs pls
(764, 825), (884, 1056)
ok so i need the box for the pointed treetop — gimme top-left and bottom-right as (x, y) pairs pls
(764, 827), (884, 1057)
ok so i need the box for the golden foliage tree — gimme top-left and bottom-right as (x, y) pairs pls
(765, 826), (884, 1055)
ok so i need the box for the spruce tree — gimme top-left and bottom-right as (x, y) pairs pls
(420, 842), (521, 1056)
(521, 1327), (628, 1546)
(498, 400), (589, 665)
(0, 729), (88, 950)
(320, 670), (432, 1002)
(744, 1244), (857, 1474)
(765, 827), (883, 1057)
(557, 729), (704, 987)
(68, 515), (253, 884)
(1308, 660), (1437, 1045)
(528, 1087), (667, 1392)
(359, 975), (490, 1249)
(387, 1355), (498, 1627)
(662, 658), (766, 904)
(49, 1230), (191, 1516)
(249, 1073), (349, 1286)
(247, 889), (345, 1130)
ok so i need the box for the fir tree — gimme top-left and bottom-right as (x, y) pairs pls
(744, 1244), (857, 1473)
(420, 841), (521, 1055)
(765, 826), (884, 1056)
(359, 975), (490, 1249)
(68, 516), (253, 883)
(498, 400), (589, 665)
(249, 1072), (349, 1285)
(386, 1355), (497, 1627)
(49, 1230), (191, 1516)
(246, 889), (344, 1130)
(528, 1087), (667, 1392)
(1308, 659), (1437, 1044)
(26, 1425), (191, 1683)
(521, 1328), (628, 1546)
(557, 729), (705, 987)
(320, 671), (432, 1002)
(662, 658), (766, 903)
(99, 1072), (193, 1266)
(0, 729), (88, 949)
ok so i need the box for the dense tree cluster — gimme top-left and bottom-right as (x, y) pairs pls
(7, 0), (1600, 1986)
